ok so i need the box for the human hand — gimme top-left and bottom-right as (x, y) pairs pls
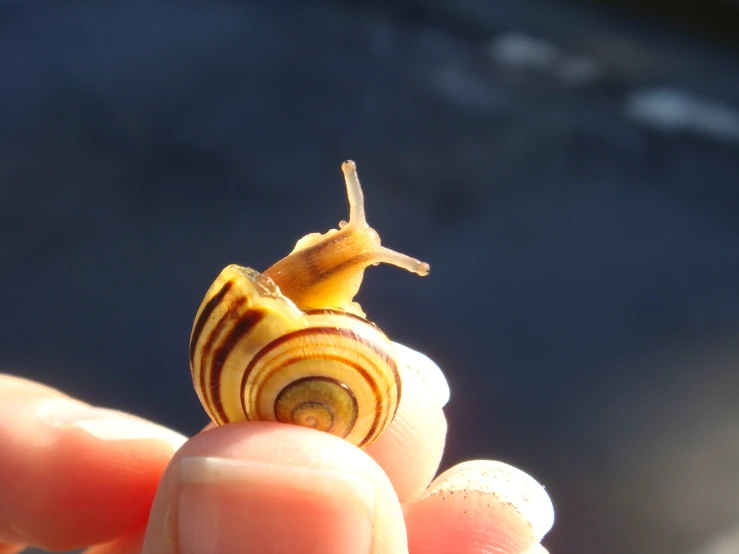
(0, 350), (554, 554)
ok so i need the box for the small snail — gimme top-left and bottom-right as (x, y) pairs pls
(189, 160), (430, 448)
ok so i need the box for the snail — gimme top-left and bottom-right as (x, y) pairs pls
(189, 160), (430, 449)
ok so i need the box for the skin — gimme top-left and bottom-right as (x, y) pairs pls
(0, 369), (553, 554)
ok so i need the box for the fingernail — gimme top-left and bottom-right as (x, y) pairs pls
(423, 460), (554, 541)
(177, 456), (375, 554)
(38, 399), (187, 453)
(392, 341), (450, 407)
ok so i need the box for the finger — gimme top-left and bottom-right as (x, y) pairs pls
(391, 342), (450, 408)
(0, 374), (187, 551)
(364, 360), (448, 502)
(403, 461), (554, 554)
(141, 421), (408, 554)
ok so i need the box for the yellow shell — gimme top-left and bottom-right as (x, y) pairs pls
(189, 161), (429, 448)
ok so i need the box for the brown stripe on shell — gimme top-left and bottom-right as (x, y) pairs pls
(274, 375), (359, 438)
(249, 354), (372, 437)
(189, 279), (234, 367)
(391, 353), (402, 418)
(210, 308), (266, 424)
(239, 326), (397, 446)
(361, 353), (401, 448)
(199, 296), (247, 423)
(305, 308), (401, 436)
(356, 338), (401, 449)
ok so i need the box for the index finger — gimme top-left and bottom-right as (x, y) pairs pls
(363, 343), (449, 502)
(0, 373), (187, 551)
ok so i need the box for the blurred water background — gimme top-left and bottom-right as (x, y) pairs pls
(2, 1), (739, 553)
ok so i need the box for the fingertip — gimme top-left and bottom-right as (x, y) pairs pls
(142, 422), (408, 554)
(405, 460), (554, 554)
(426, 461), (554, 540)
(0, 378), (187, 550)
(392, 342), (450, 408)
(365, 364), (447, 502)
(179, 456), (375, 554)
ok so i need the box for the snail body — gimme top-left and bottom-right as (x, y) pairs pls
(189, 161), (429, 449)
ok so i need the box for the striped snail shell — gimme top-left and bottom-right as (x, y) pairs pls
(189, 160), (430, 449)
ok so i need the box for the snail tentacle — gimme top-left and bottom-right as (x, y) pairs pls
(341, 159), (368, 228)
(263, 159), (429, 309)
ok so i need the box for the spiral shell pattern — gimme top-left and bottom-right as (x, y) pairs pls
(189, 264), (401, 448)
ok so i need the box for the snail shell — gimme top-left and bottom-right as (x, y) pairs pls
(189, 161), (429, 449)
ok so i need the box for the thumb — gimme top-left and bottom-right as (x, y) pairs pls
(141, 421), (407, 554)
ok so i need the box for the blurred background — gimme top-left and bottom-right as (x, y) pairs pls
(2, 0), (739, 553)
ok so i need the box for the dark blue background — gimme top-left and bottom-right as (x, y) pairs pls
(3, 1), (739, 553)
